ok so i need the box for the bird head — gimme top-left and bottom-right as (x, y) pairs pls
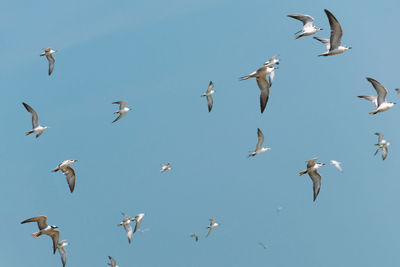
(44, 126), (51, 129)
(51, 225), (58, 229)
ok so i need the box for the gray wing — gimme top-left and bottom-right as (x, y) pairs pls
(58, 247), (67, 267)
(367, 77), (387, 107)
(108, 256), (116, 267)
(112, 112), (126, 123)
(206, 226), (213, 237)
(309, 170), (321, 201)
(206, 81), (214, 93)
(134, 219), (142, 234)
(324, 9), (343, 50)
(47, 230), (59, 254)
(22, 102), (39, 128)
(382, 146), (388, 160)
(256, 128), (264, 151)
(21, 215), (47, 230)
(287, 14), (314, 26)
(123, 223), (133, 243)
(206, 95), (213, 112)
(358, 95), (378, 108)
(46, 54), (55, 75)
(256, 76), (270, 113)
(375, 132), (384, 143)
(113, 101), (127, 109)
(306, 158), (318, 169)
(62, 166), (76, 193)
(313, 37), (331, 50)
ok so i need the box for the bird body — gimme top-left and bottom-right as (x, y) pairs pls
(112, 101), (132, 123)
(287, 14), (322, 39)
(358, 78), (395, 115)
(374, 133), (390, 160)
(52, 160), (77, 193)
(22, 102), (50, 138)
(160, 163), (171, 173)
(40, 48), (56, 75)
(299, 158), (325, 201)
(206, 218), (219, 237)
(201, 81), (215, 112)
(330, 160), (343, 172)
(118, 213), (135, 243)
(249, 128), (271, 157)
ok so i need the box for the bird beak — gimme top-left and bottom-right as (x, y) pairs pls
(349, 47), (352, 49)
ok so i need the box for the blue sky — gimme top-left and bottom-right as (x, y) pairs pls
(2, 0), (400, 266)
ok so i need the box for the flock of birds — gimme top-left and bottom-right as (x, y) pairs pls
(19, 8), (397, 267)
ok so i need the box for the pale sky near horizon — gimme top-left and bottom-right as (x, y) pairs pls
(2, 0), (400, 266)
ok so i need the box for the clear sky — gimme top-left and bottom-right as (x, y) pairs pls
(2, 0), (400, 266)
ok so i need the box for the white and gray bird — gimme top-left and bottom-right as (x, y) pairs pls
(330, 160), (343, 172)
(21, 216), (59, 254)
(118, 213), (135, 244)
(201, 81), (215, 112)
(287, 14), (322, 39)
(112, 101), (132, 123)
(160, 163), (171, 173)
(315, 9), (351, 56)
(258, 242), (268, 249)
(299, 158), (325, 201)
(22, 102), (50, 138)
(40, 47), (56, 75)
(190, 233), (199, 242)
(57, 240), (68, 267)
(240, 64), (277, 113)
(206, 217), (219, 237)
(358, 78), (396, 114)
(374, 133), (390, 160)
(52, 160), (77, 193)
(248, 128), (271, 157)
(107, 256), (119, 267)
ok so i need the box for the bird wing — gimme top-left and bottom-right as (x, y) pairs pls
(114, 101), (127, 109)
(358, 95), (378, 108)
(256, 76), (270, 113)
(108, 256), (116, 267)
(207, 81), (214, 93)
(268, 69), (275, 86)
(324, 9), (343, 50)
(46, 54), (55, 75)
(209, 217), (216, 224)
(112, 113), (126, 123)
(22, 102), (39, 128)
(206, 226), (213, 237)
(309, 170), (322, 201)
(367, 77), (387, 107)
(62, 166), (76, 193)
(382, 146), (388, 160)
(47, 229), (59, 254)
(21, 215), (47, 230)
(58, 246), (67, 267)
(313, 37), (331, 50)
(287, 14), (314, 26)
(134, 218), (142, 234)
(206, 95), (213, 112)
(124, 223), (133, 243)
(256, 128), (264, 151)
(307, 158), (318, 169)
(375, 132), (384, 143)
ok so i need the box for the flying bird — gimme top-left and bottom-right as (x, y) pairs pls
(201, 81), (215, 112)
(240, 64), (277, 113)
(276, 207), (283, 213)
(299, 158), (325, 201)
(107, 256), (119, 267)
(56, 240), (68, 267)
(112, 101), (132, 123)
(374, 133), (390, 160)
(287, 14), (322, 39)
(190, 233), (199, 242)
(330, 160), (343, 172)
(258, 242), (268, 249)
(315, 9), (351, 56)
(358, 78), (396, 114)
(40, 47), (56, 75)
(21, 216), (59, 254)
(132, 213), (145, 234)
(206, 217), (219, 237)
(52, 160), (77, 193)
(160, 163), (171, 173)
(22, 102), (50, 138)
(248, 128), (271, 157)
(118, 213), (135, 243)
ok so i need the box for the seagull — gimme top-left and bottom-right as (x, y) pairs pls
(287, 14), (322, 39)
(264, 55), (280, 66)
(52, 160), (77, 193)
(330, 160), (343, 172)
(190, 233), (199, 242)
(258, 242), (268, 249)
(240, 64), (277, 113)
(374, 133), (390, 160)
(206, 217), (219, 237)
(160, 163), (171, 173)
(248, 128), (271, 157)
(107, 256), (119, 267)
(132, 213), (145, 234)
(22, 102), (50, 138)
(358, 78), (396, 114)
(40, 47), (56, 75)
(57, 240), (68, 267)
(201, 81), (215, 112)
(21, 216), (59, 254)
(118, 213), (135, 243)
(395, 88), (400, 94)
(112, 101), (132, 123)
(299, 158), (325, 201)
(315, 9), (351, 56)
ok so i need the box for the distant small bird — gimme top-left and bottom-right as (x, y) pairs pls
(276, 207), (283, 213)
(57, 240), (68, 267)
(299, 158), (325, 201)
(264, 55), (280, 66)
(395, 88), (400, 94)
(112, 101), (132, 123)
(206, 217), (219, 237)
(315, 9), (351, 56)
(132, 213), (145, 234)
(22, 102), (50, 138)
(21, 215), (59, 254)
(374, 133), (390, 160)
(40, 47), (56, 75)
(201, 81), (215, 112)
(118, 213), (135, 244)
(190, 233), (199, 242)
(52, 160), (78, 193)
(248, 128), (271, 157)
(107, 256), (119, 267)
(287, 14), (322, 39)
(258, 242), (268, 249)
(358, 78), (396, 114)
(138, 228), (150, 233)
(330, 160), (343, 172)
(160, 163), (171, 173)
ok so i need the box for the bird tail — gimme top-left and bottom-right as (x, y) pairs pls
(240, 75), (251, 80)
(295, 34), (302, 39)
(25, 130), (34, 136)
(201, 94), (206, 97)
(32, 232), (41, 238)
(299, 170), (307, 176)
(369, 110), (378, 115)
